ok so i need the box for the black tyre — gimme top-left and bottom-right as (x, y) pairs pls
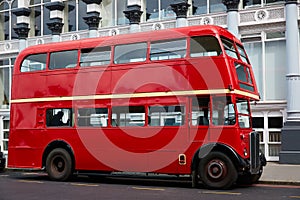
(237, 167), (263, 185)
(199, 151), (237, 189)
(46, 148), (73, 181)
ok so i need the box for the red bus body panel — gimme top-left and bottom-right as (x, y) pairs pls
(8, 25), (259, 175)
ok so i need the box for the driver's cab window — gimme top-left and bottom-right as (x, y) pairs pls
(212, 96), (235, 126)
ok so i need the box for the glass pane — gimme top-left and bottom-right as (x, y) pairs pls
(112, 106), (145, 127)
(269, 131), (281, 142)
(21, 53), (47, 72)
(67, 0), (76, 32)
(114, 43), (147, 64)
(31, 5), (42, 36)
(78, 0), (88, 30)
(3, 120), (9, 129)
(190, 36), (222, 57)
(221, 38), (239, 59)
(148, 105), (185, 126)
(265, 40), (286, 100)
(161, 0), (175, 19)
(236, 99), (250, 128)
(252, 117), (264, 128)
(49, 50), (78, 69)
(212, 96), (235, 126)
(150, 39), (186, 60)
(268, 117), (283, 128)
(193, 0), (207, 15)
(209, 0), (226, 13)
(269, 144), (280, 156)
(0, 66), (10, 107)
(46, 108), (73, 127)
(146, 0), (159, 21)
(235, 63), (255, 92)
(78, 108), (108, 127)
(43, 2), (51, 35)
(244, 42), (263, 100)
(246, 0), (262, 6)
(117, 0), (128, 25)
(191, 97), (210, 126)
(80, 47), (111, 67)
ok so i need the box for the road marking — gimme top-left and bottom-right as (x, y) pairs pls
(17, 180), (44, 184)
(0, 175), (9, 177)
(254, 184), (300, 189)
(201, 191), (241, 195)
(290, 196), (300, 199)
(132, 187), (165, 191)
(70, 183), (99, 187)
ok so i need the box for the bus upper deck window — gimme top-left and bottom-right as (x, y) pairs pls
(150, 39), (186, 61)
(20, 53), (47, 72)
(221, 38), (239, 59)
(190, 36), (222, 57)
(114, 42), (147, 64)
(80, 47), (111, 67)
(236, 44), (250, 64)
(49, 50), (78, 70)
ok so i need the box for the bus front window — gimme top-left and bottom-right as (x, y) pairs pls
(236, 99), (251, 128)
(212, 96), (236, 126)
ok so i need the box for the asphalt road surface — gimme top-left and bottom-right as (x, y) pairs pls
(0, 171), (300, 200)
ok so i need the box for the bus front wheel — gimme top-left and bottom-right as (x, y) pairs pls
(199, 151), (237, 189)
(46, 148), (73, 181)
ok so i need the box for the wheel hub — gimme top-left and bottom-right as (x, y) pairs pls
(207, 160), (226, 179)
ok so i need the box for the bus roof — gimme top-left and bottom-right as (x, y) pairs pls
(20, 25), (239, 55)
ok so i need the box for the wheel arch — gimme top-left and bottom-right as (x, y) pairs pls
(191, 143), (247, 173)
(42, 140), (75, 171)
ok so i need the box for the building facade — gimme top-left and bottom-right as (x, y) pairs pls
(0, 0), (297, 163)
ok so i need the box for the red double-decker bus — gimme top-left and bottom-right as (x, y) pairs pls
(8, 25), (266, 189)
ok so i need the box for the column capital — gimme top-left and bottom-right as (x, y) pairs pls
(45, 1), (65, 11)
(83, 12), (102, 30)
(124, 5), (143, 25)
(12, 7), (31, 17)
(222, 0), (240, 12)
(47, 18), (64, 35)
(13, 23), (30, 39)
(170, 0), (190, 19)
(82, 0), (102, 4)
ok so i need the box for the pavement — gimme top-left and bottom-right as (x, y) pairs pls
(259, 162), (300, 185)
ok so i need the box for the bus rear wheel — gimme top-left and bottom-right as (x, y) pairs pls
(199, 152), (237, 189)
(46, 148), (73, 181)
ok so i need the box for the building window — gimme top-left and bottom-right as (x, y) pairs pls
(146, 0), (175, 21)
(66, 0), (76, 32)
(117, 0), (128, 25)
(29, 0), (52, 37)
(243, 42), (263, 100)
(265, 40), (286, 101)
(0, 1), (9, 40)
(192, 0), (226, 15)
(0, 0), (17, 40)
(0, 58), (13, 108)
(146, 0), (159, 21)
(78, 0), (88, 30)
